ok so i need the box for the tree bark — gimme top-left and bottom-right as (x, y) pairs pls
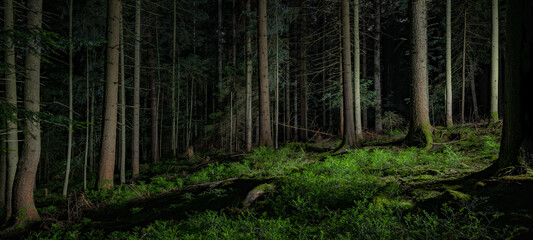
(298, 1), (308, 141)
(258, 0), (273, 147)
(374, 0), (382, 132)
(11, 0), (43, 226)
(461, 8), (467, 124)
(148, 33), (159, 163)
(171, 0), (177, 156)
(489, 0), (499, 124)
(63, 0), (73, 198)
(1, 136), (6, 209)
(445, 0), (453, 127)
(245, 0), (253, 152)
(4, 0), (18, 219)
(492, 0), (532, 171)
(132, 0), (141, 178)
(341, 0), (356, 147)
(84, 48), (89, 191)
(98, 0), (121, 189)
(275, 1), (280, 148)
(405, 0), (432, 148)
(120, 13), (126, 184)
(353, 0), (363, 143)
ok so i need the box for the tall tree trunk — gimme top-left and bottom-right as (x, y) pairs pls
(245, 0), (253, 152)
(171, 0), (177, 156)
(362, 22), (368, 130)
(353, 0), (362, 143)
(98, 0), (121, 189)
(489, 0), (499, 124)
(492, 0), (532, 171)
(405, 0), (432, 148)
(11, 0), (42, 226)
(148, 33), (159, 163)
(374, 0), (382, 132)
(132, 0), (141, 178)
(461, 8), (467, 124)
(119, 13), (126, 184)
(298, 1), (308, 141)
(84, 48), (89, 191)
(469, 61), (480, 121)
(258, 0), (273, 147)
(445, 0), (453, 127)
(4, 0), (18, 219)
(341, 0), (356, 147)
(275, 0), (280, 148)
(63, 0), (74, 198)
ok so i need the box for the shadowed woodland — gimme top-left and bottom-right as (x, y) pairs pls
(0, 0), (532, 239)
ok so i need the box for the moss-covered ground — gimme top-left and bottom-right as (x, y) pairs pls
(3, 124), (533, 239)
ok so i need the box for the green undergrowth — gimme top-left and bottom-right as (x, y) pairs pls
(26, 125), (529, 239)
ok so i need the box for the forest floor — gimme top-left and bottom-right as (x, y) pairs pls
(4, 124), (533, 239)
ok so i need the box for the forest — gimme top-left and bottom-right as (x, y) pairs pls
(0, 0), (532, 239)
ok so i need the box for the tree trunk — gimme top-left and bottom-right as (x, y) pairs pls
(258, 0), (273, 147)
(405, 0), (432, 148)
(445, 0), (453, 127)
(362, 23), (368, 130)
(469, 61), (480, 121)
(11, 0), (42, 226)
(461, 8), (467, 124)
(63, 0), (73, 198)
(119, 13), (126, 184)
(374, 0), (382, 132)
(98, 0), (121, 189)
(275, 1), (280, 148)
(245, 0), (253, 152)
(298, 1), (308, 141)
(171, 0), (178, 156)
(341, 0), (356, 147)
(148, 33), (159, 163)
(492, 0), (532, 171)
(84, 48), (89, 191)
(353, 0), (363, 143)
(132, 0), (141, 178)
(489, 0), (499, 124)
(4, 0), (18, 219)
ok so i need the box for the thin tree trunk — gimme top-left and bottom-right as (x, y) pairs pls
(148, 33), (159, 163)
(258, 0), (273, 147)
(339, 27), (344, 138)
(132, 0), (141, 178)
(84, 48), (89, 191)
(374, 0), (382, 132)
(490, 0), (499, 123)
(362, 23), (368, 130)
(245, 0), (253, 152)
(120, 13), (126, 184)
(171, 0), (177, 156)
(445, 0), (453, 127)
(469, 60), (480, 121)
(275, 1), (280, 148)
(11, 0), (42, 226)
(405, 0), (432, 148)
(63, 0), (74, 198)
(353, 0), (362, 143)
(342, 0), (356, 147)
(461, 8), (467, 124)
(4, 0), (18, 219)
(98, 0), (121, 189)
(298, 2), (308, 141)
